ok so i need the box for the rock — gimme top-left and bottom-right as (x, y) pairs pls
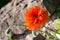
(25, 34), (34, 40)
(49, 19), (60, 30)
(0, 0), (59, 40)
(9, 25), (26, 34)
(49, 22), (57, 30)
(25, 34), (45, 40)
(33, 34), (45, 40)
(2, 0), (44, 35)
(0, 21), (8, 40)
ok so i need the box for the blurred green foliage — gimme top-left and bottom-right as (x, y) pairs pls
(55, 19), (60, 34)
(56, 6), (60, 18)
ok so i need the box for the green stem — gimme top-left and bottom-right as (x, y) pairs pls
(32, 31), (37, 37)
(5, 28), (12, 40)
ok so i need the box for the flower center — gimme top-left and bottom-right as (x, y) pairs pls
(33, 14), (38, 18)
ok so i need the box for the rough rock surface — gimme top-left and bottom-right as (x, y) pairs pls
(0, 0), (44, 40)
(0, 0), (59, 40)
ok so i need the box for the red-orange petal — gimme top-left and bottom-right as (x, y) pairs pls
(24, 6), (49, 30)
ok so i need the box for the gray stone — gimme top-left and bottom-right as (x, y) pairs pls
(9, 25), (26, 34)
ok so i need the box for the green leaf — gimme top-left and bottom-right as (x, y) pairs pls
(32, 31), (37, 37)
(54, 19), (60, 34)
(7, 35), (12, 40)
(5, 28), (12, 40)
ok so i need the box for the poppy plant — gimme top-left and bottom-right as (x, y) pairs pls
(24, 6), (49, 30)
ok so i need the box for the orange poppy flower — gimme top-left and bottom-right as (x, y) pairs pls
(24, 6), (49, 30)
